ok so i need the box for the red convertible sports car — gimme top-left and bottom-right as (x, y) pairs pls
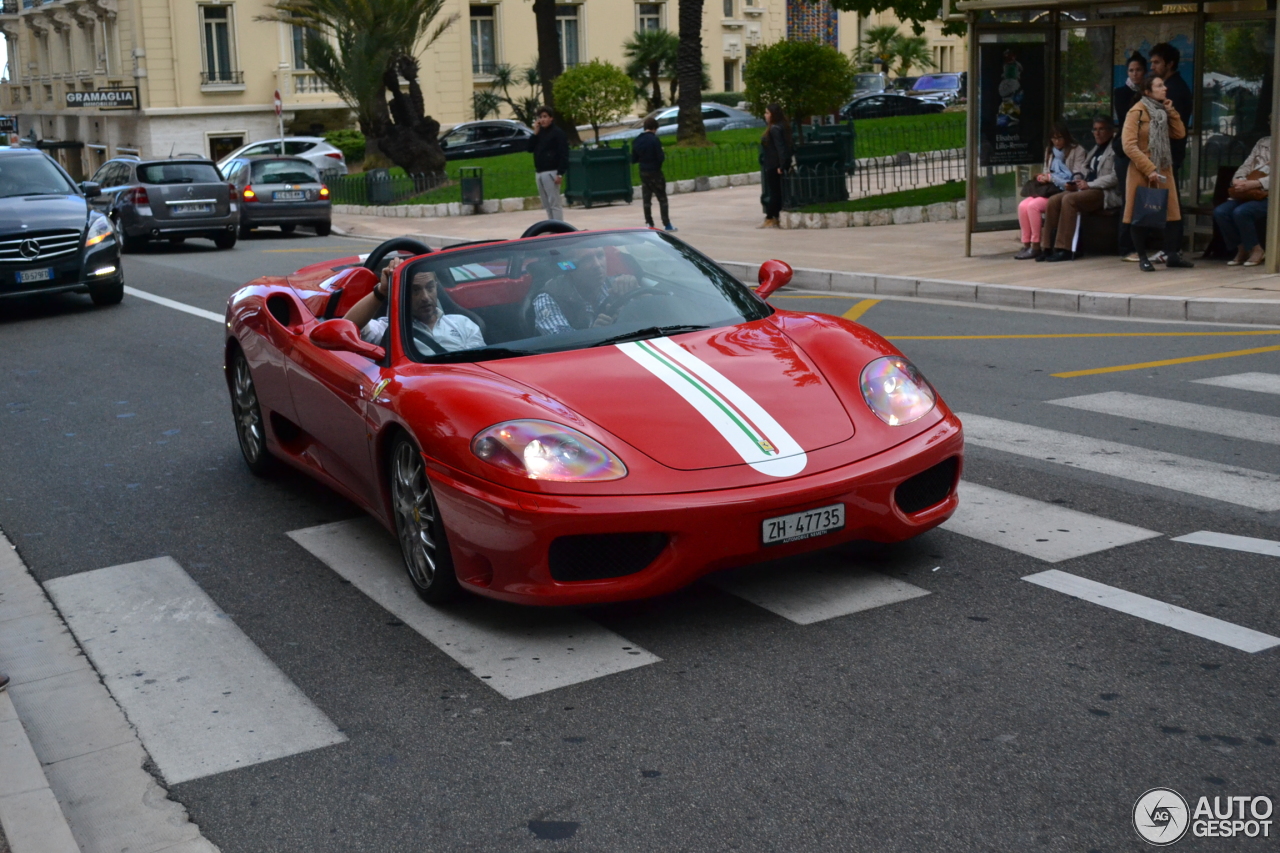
(225, 221), (963, 606)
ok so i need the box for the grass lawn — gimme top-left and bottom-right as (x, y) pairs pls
(800, 180), (966, 214)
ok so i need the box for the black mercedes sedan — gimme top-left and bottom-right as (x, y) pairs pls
(0, 148), (123, 306)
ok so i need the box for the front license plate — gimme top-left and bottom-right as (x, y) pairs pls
(273, 191), (305, 201)
(762, 503), (845, 546)
(174, 203), (212, 214)
(16, 268), (53, 284)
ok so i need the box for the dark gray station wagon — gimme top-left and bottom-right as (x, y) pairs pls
(89, 157), (239, 251)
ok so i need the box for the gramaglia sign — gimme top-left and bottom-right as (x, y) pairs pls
(65, 88), (138, 110)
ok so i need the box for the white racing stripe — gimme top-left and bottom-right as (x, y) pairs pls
(123, 286), (224, 324)
(942, 482), (1161, 562)
(1023, 569), (1280, 653)
(1172, 531), (1280, 559)
(711, 553), (930, 624)
(958, 413), (1280, 511)
(288, 519), (659, 700)
(617, 338), (807, 477)
(44, 557), (347, 785)
(1192, 372), (1280, 396)
(1048, 392), (1280, 446)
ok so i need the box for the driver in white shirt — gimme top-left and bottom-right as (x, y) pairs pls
(346, 259), (485, 352)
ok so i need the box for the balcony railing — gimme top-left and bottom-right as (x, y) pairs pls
(291, 71), (330, 94)
(2, 0), (18, 15)
(200, 70), (244, 85)
(471, 60), (498, 76)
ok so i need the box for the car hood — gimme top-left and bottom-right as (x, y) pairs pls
(0, 194), (88, 232)
(480, 321), (855, 476)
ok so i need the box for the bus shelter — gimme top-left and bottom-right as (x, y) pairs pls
(956, 0), (1279, 272)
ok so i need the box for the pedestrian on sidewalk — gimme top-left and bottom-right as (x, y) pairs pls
(1038, 116), (1121, 262)
(1122, 74), (1194, 271)
(1114, 52), (1146, 261)
(758, 104), (792, 229)
(632, 117), (675, 231)
(1214, 135), (1270, 267)
(1015, 122), (1087, 259)
(527, 106), (570, 222)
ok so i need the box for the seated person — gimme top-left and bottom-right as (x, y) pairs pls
(533, 247), (641, 335)
(1214, 135), (1270, 267)
(345, 258), (485, 351)
(1038, 116), (1123, 262)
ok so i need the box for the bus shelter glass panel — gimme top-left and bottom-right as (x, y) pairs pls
(1061, 27), (1116, 142)
(1199, 19), (1275, 206)
(974, 33), (1049, 231)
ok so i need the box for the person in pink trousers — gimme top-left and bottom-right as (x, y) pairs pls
(1015, 122), (1089, 259)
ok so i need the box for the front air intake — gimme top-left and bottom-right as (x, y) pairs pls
(894, 456), (959, 515)
(548, 533), (668, 582)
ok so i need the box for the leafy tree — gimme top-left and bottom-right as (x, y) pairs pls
(323, 128), (367, 163)
(888, 34), (935, 77)
(676, 0), (708, 144)
(624, 29), (680, 112)
(852, 24), (900, 72)
(553, 60), (637, 142)
(473, 64), (542, 125)
(743, 39), (855, 141)
(263, 0), (458, 176)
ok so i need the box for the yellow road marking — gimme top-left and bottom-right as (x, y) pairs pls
(842, 299), (880, 323)
(888, 331), (1280, 340)
(1053, 344), (1280, 378)
(260, 247), (359, 253)
(774, 294), (866, 299)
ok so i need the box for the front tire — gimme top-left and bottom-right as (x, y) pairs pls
(229, 349), (276, 476)
(390, 434), (459, 603)
(89, 280), (124, 306)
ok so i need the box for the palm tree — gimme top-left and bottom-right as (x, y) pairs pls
(675, 0), (707, 143)
(889, 34), (936, 78)
(853, 24), (900, 72)
(624, 29), (679, 113)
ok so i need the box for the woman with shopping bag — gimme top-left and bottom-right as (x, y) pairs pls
(1122, 75), (1194, 272)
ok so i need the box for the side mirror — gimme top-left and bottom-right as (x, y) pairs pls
(309, 318), (386, 360)
(755, 259), (793, 299)
(80, 181), (101, 199)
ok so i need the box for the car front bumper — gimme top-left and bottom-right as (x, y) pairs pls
(0, 240), (122, 300)
(428, 414), (964, 606)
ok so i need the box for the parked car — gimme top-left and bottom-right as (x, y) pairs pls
(598, 104), (763, 142)
(88, 157), (239, 252)
(217, 137), (348, 177)
(891, 76), (920, 93)
(220, 156), (331, 237)
(908, 73), (966, 105)
(440, 120), (535, 160)
(839, 93), (946, 121)
(853, 72), (888, 96)
(0, 148), (123, 305)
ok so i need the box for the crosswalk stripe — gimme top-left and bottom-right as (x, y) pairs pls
(941, 482), (1160, 562)
(1048, 391), (1280, 446)
(1192, 372), (1280, 396)
(1023, 569), (1280, 653)
(1171, 531), (1280, 559)
(43, 557), (347, 785)
(958, 413), (1280, 511)
(711, 553), (929, 625)
(287, 519), (659, 700)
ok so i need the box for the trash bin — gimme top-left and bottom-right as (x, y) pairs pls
(807, 121), (856, 174)
(365, 168), (393, 206)
(564, 143), (634, 209)
(460, 167), (483, 206)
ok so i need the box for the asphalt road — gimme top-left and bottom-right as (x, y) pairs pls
(1, 229), (1278, 852)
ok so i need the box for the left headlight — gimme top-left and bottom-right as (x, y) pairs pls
(859, 356), (936, 426)
(84, 214), (114, 248)
(471, 419), (627, 482)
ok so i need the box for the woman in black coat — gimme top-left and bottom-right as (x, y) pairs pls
(759, 103), (792, 228)
(1114, 52), (1146, 258)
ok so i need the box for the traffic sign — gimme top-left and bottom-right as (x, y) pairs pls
(273, 89), (282, 117)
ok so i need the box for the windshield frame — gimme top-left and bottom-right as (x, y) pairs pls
(394, 229), (774, 366)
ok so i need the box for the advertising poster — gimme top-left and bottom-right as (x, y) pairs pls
(979, 41), (1046, 166)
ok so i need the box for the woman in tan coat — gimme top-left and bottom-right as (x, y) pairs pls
(1122, 75), (1194, 271)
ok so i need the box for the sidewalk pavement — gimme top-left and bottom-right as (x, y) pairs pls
(332, 184), (1280, 325)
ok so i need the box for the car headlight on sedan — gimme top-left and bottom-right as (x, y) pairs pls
(84, 213), (115, 248)
(859, 356), (936, 426)
(471, 420), (627, 482)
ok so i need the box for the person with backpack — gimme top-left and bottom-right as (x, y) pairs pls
(631, 117), (676, 232)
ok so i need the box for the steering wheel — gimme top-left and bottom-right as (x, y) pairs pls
(600, 283), (674, 317)
(362, 237), (432, 272)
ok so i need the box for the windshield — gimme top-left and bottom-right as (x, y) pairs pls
(389, 230), (773, 363)
(912, 74), (961, 91)
(0, 155), (77, 197)
(139, 162), (223, 184)
(250, 159), (319, 184)
(854, 74), (884, 93)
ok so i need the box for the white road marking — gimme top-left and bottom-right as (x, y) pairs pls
(711, 553), (930, 625)
(287, 519), (659, 700)
(942, 482), (1161, 562)
(1048, 391), (1280, 446)
(958, 413), (1280, 511)
(123, 286), (224, 324)
(1171, 530), (1280, 559)
(1023, 569), (1280, 653)
(1192, 372), (1280, 396)
(43, 557), (346, 785)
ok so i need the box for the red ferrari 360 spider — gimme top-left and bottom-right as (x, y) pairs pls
(225, 222), (963, 606)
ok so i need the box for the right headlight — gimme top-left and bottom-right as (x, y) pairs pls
(471, 420), (627, 482)
(859, 356), (936, 426)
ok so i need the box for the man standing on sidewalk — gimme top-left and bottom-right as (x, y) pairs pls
(528, 107), (570, 221)
(632, 118), (676, 232)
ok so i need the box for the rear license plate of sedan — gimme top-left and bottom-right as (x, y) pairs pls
(273, 191), (306, 201)
(174, 203), (212, 214)
(762, 503), (845, 546)
(16, 268), (53, 284)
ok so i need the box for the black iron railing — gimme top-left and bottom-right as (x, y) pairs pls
(200, 70), (244, 85)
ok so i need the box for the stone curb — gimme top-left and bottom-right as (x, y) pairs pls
(779, 199), (966, 230)
(0, 690), (79, 853)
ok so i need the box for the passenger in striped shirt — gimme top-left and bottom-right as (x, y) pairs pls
(532, 248), (641, 335)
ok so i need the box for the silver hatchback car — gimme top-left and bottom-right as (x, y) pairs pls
(89, 157), (239, 251)
(220, 156), (332, 237)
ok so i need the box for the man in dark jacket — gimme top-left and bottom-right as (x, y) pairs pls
(631, 117), (676, 231)
(1150, 43), (1192, 174)
(527, 106), (570, 220)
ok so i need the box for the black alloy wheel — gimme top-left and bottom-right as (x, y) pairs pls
(389, 434), (460, 603)
(230, 349), (275, 476)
